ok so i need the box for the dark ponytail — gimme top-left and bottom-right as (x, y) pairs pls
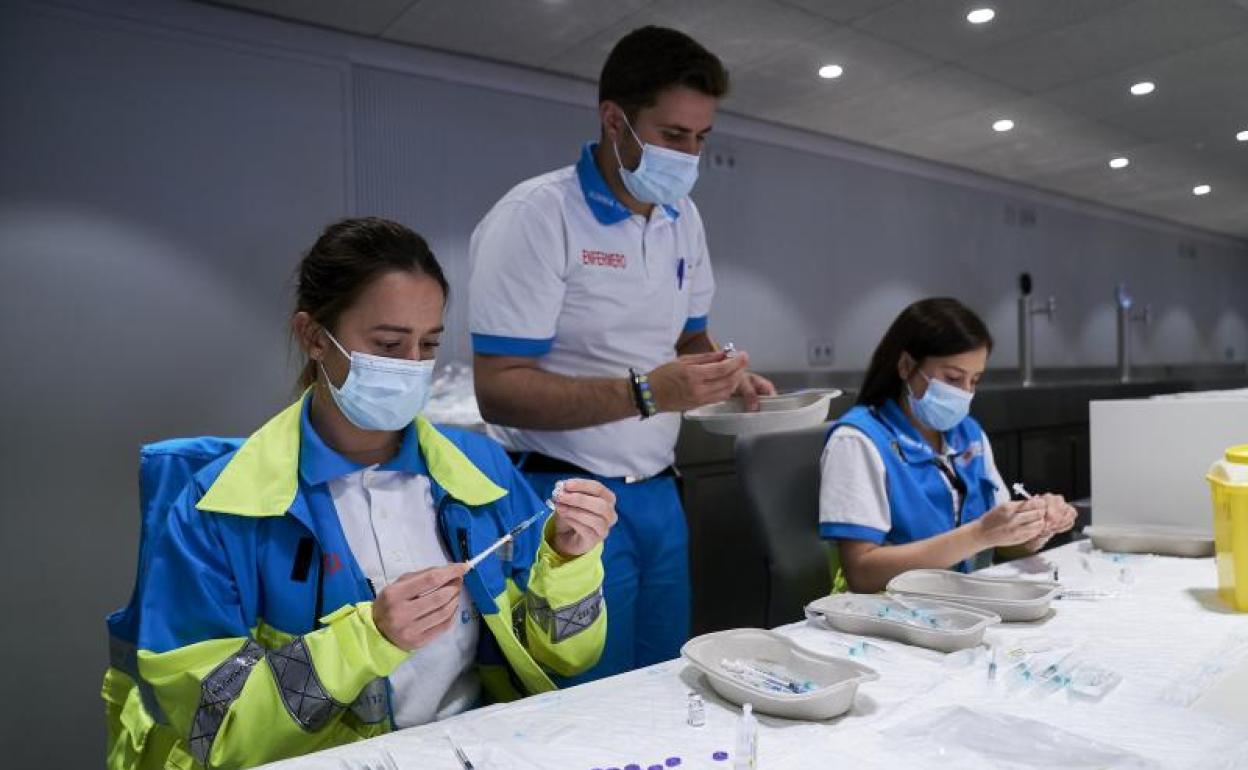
(857, 297), (993, 408)
(293, 217), (448, 389)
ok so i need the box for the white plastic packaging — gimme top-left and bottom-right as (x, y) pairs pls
(734, 702), (758, 770)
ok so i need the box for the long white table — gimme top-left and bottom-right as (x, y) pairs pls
(261, 542), (1248, 769)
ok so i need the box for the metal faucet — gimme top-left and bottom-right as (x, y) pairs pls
(1115, 283), (1152, 383)
(1018, 273), (1056, 387)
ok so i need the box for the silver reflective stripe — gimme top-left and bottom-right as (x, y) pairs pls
(190, 640), (265, 765)
(349, 678), (388, 725)
(527, 588), (603, 643)
(266, 638), (344, 732)
(108, 635), (168, 725)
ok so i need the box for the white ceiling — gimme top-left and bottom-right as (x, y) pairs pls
(205, 0), (1248, 238)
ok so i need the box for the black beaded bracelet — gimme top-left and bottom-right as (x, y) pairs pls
(628, 368), (658, 419)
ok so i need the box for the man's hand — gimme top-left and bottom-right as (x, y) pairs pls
(647, 350), (750, 412)
(733, 371), (778, 412)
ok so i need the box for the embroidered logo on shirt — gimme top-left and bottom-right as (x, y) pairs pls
(955, 440), (984, 466)
(582, 249), (627, 269)
(322, 551), (344, 576)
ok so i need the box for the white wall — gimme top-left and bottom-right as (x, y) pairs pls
(1, 0), (1245, 766)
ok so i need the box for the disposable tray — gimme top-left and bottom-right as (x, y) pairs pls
(1084, 524), (1214, 557)
(886, 569), (1060, 622)
(805, 593), (1000, 652)
(680, 628), (877, 721)
(683, 389), (841, 436)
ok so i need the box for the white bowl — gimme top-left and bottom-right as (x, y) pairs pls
(681, 628), (877, 721)
(805, 593), (1000, 652)
(683, 389), (842, 436)
(887, 569), (1060, 622)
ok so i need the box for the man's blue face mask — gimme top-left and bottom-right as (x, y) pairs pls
(612, 112), (701, 205)
(907, 369), (973, 432)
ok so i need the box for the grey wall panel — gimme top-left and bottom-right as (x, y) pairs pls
(0, 4), (349, 767)
(352, 64), (598, 363)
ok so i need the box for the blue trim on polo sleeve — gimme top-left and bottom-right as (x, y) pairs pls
(682, 315), (709, 333)
(471, 333), (554, 357)
(819, 522), (888, 544)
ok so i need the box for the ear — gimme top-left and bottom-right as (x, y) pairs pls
(291, 312), (326, 362)
(897, 351), (916, 382)
(599, 101), (624, 144)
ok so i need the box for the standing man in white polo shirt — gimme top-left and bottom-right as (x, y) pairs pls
(468, 26), (774, 683)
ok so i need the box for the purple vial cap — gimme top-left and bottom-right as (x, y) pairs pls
(625, 765), (641, 770)
(665, 759), (682, 768)
(713, 751), (729, 762)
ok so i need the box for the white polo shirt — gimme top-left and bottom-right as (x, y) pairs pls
(468, 142), (715, 478)
(331, 468), (480, 729)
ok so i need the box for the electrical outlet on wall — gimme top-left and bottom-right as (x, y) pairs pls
(807, 338), (835, 367)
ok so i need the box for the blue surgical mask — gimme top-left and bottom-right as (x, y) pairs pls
(319, 330), (434, 431)
(613, 114), (700, 205)
(907, 370), (973, 432)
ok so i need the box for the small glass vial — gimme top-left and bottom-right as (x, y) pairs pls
(686, 692), (706, 727)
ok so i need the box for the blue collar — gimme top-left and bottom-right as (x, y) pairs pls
(876, 399), (967, 461)
(575, 142), (680, 225)
(298, 398), (428, 486)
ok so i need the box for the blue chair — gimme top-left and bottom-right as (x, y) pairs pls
(105, 437), (244, 721)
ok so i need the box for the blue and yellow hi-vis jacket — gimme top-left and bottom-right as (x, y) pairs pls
(102, 394), (606, 770)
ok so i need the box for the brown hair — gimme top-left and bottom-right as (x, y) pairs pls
(857, 298), (994, 408)
(293, 217), (448, 389)
(598, 26), (729, 119)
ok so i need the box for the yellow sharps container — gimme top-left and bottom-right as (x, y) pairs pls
(1208, 444), (1248, 612)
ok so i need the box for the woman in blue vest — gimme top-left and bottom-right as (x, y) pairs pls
(103, 217), (617, 770)
(819, 298), (1076, 593)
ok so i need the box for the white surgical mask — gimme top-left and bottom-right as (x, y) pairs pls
(613, 113), (701, 205)
(319, 330), (434, 431)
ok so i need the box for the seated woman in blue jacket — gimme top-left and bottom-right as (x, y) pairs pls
(103, 217), (617, 770)
(820, 298), (1076, 593)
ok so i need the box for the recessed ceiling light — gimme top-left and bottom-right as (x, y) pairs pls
(818, 64), (844, 79)
(1109, 157), (1129, 169)
(967, 8), (996, 24)
(1130, 81), (1155, 96)
(1237, 129), (1248, 142)
(992, 119), (1014, 132)
(1193, 184), (1211, 196)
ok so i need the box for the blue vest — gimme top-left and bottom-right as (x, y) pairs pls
(831, 399), (1000, 572)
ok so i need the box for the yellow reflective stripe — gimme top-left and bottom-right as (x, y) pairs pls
(522, 525), (607, 677)
(196, 395), (306, 517)
(103, 667), (154, 770)
(197, 396), (506, 517)
(138, 637), (255, 738)
(252, 618), (295, 651)
(477, 663), (524, 705)
(301, 602), (407, 702)
(529, 521), (604, 608)
(136, 605), (402, 769)
(414, 417), (506, 506)
(480, 611), (556, 695)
